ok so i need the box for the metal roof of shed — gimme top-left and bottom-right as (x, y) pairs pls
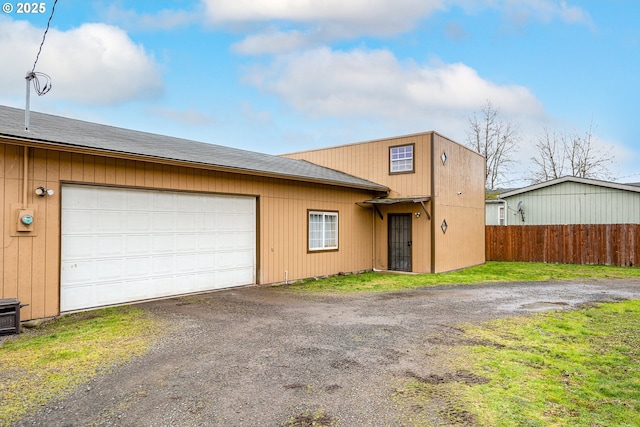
(0, 105), (388, 192)
(499, 176), (640, 198)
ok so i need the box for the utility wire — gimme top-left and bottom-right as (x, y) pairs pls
(27, 0), (58, 96)
(31, 0), (58, 73)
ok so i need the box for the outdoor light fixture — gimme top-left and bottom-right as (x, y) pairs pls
(34, 186), (54, 197)
(415, 212), (421, 218)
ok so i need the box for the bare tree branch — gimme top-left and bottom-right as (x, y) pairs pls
(466, 100), (520, 190)
(530, 127), (564, 184)
(529, 121), (613, 184)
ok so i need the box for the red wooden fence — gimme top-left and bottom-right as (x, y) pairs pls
(486, 224), (640, 267)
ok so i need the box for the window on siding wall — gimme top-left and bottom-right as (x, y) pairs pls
(308, 211), (338, 251)
(499, 206), (505, 225)
(390, 144), (414, 174)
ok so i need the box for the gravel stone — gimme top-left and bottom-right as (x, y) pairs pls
(12, 278), (640, 427)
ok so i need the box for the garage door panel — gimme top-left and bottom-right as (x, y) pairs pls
(153, 234), (176, 253)
(198, 237), (217, 251)
(197, 253), (216, 269)
(62, 235), (94, 259)
(61, 185), (256, 312)
(151, 277), (175, 296)
(96, 235), (124, 256)
(96, 280), (151, 306)
(126, 191), (152, 211)
(126, 235), (151, 255)
(96, 259), (124, 281)
(97, 211), (125, 232)
(235, 269), (255, 285)
(151, 212), (175, 231)
(62, 211), (93, 234)
(176, 254), (197, 273)
(152, 193), (176, 211)
(176, 213), (198, 231)
(125, 257), (152, 277)
(195, 273), (216, 291)
(126, 212), (152, 232)
(97, 189), (125, 210)
(65, 186), (98, 209)
(61, 261), (94, 284)
(234, 231), (255, 248)
(152, 255), (175, 274)
(61, 285), (95, 312)
(176, 234), (197, 252)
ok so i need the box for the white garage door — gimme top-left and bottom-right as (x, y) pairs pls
(61, 185), (256, 312)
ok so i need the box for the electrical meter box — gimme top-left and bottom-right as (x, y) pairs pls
(17, 208), (35, 232)
(10, 204), (38, 236)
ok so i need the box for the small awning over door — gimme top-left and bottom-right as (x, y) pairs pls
(357, 196), (431, 220)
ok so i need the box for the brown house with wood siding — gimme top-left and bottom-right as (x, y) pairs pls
(1, 105), (485, 321)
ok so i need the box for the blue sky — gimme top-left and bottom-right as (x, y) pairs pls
(1, 0), (638, 186)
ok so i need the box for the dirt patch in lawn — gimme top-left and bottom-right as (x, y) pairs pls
(11, 278), (640, 426)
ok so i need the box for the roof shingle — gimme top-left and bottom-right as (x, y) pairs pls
(0, 105), (388, 192)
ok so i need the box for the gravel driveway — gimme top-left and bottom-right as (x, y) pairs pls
(14, 279), (640, 427)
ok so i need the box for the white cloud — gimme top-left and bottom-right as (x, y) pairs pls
(242, 47), (544, 121)
(203, 0), (444, 30)
(501, 0), (593, 28)
(101, 5), (200, 31)
(205, 0), (592, 54)
(232, 29), (314, 55)
(204, 0), (446, 53)
(0, 16), (163, 105)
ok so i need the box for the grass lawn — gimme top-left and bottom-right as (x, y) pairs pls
(0, 306), (161, 427)
(285, 261), (640, 293)
(397, 300), (640, 426)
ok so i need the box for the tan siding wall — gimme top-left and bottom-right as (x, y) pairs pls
(283, 132), (440, 273)
(432, 134), (486, 272)
(1, 141), (376, 320)
(284, 131), (486, 273)
(283, 133), (433, 198)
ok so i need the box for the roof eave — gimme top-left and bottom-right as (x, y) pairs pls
(0, 134), (390, 193)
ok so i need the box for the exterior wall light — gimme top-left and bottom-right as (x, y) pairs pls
(35, 186), (54, 197)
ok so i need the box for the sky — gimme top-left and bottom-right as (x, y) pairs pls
(1, 0), (638, 187)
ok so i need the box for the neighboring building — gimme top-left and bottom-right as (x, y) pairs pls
(1, 105), (485, 320)
(485, 199), (507, 226)
(486, 176), (640, 225)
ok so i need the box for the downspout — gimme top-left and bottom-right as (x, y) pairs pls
(23, 146), (29, 208)
(372, 206), (375, 271)
(430, 133), (436, 273)
(502, 199), (508, 226)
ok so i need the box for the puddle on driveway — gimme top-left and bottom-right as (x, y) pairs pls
(519, 301), (570, 311)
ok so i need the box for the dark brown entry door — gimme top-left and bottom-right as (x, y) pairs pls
(388, 214), (412, 271)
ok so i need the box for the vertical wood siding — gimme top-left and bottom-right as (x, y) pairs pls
(283, 133), (433, 198)
(432, 134), (486, 272)
(284, 132), (486, 273)
(284, 132), (435, 272)
(486, 225), (640, 266)
(1, 142), (377, 320)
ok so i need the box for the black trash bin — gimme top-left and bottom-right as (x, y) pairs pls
(0, 298), (23, 336)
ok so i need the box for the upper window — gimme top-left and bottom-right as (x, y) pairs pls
(390, 144), (414, 174)
(308, 211), (338, 251)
